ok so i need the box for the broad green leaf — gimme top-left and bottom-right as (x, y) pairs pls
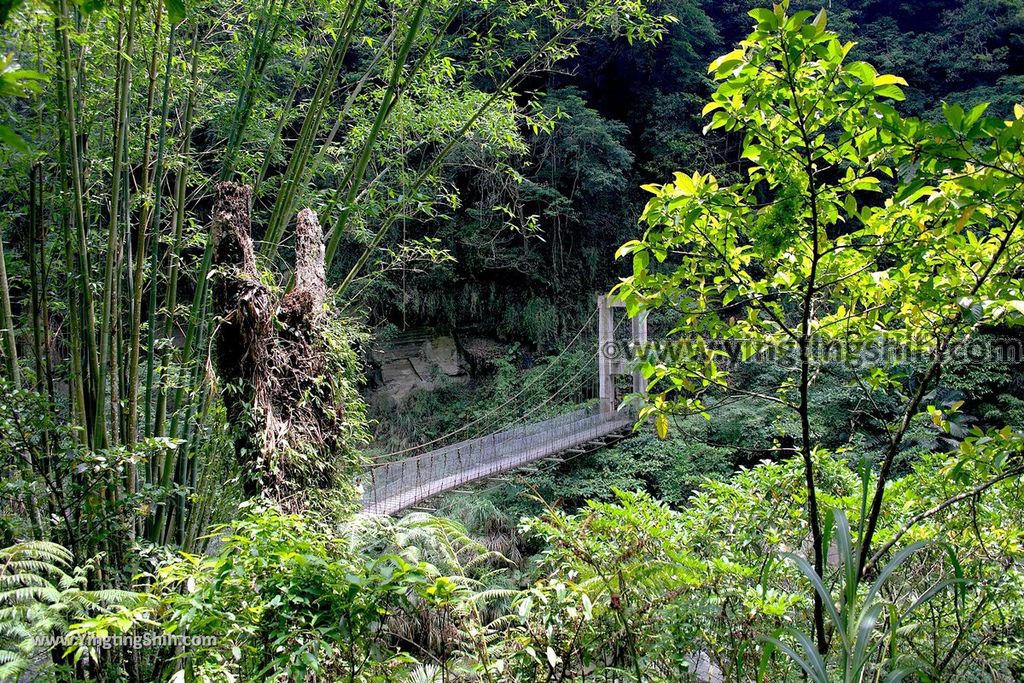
(943, 102), (965, 129)
(165, 0), (186, 23)
(655, 414), (668, 440)
(874, 74), (907, 87)
(811, 8), (827, 32)
(0, 123), (27, 151)
(875, 84), (905, 101)
(702, 100), (722, 116)
(708, 48), (744, 74)
(672, 172), (696, 194)
(748, 7), (777, 28)
(846, 61), (877, 84)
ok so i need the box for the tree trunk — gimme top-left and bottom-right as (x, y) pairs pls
(210, 181), (339, 511)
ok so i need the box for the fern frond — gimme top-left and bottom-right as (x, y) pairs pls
(2, 587), (60, 605)
(466, 588), (519, 604)
(0, 542), (72, 569)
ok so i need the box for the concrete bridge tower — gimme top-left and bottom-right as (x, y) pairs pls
(597, 294), (648, 414)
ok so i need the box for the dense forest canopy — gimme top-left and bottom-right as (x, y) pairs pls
(1, 0), (1024, 681)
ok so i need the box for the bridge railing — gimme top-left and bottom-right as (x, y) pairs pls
(362, 405), (628, 513)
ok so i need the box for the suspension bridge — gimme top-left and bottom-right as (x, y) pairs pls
(361, 296), (649, 515)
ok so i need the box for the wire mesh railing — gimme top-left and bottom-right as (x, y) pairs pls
(362, 405), (632, 515)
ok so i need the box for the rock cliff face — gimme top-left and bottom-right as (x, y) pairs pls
(371, 332), (505, 401)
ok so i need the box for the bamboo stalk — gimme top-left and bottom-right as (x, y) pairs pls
(261, 0), (368, 258)
(135, 4), (176, 455)
(253, 42), (313, 195)
(330, 11), (581, 292)
(153, 24), (200, 440)
(28, 165), (55, 414)
(0, 218), (20, 388)
(108, 241), (124, 445)
(55, 0), (94, 445)
(137, 21), (179, 495)
(318, 0), (431, 270)
(1, 177), (42, 538)
(306, 24), (403, 210)
(31, 33), (56, 411)
(130, 0), (169, 451)
(95, 0), (139, 450)
(219, 0), (286, 181)
(154, 243), (211, 542)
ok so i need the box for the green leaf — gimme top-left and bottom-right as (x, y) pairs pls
(748, 8), (778, 29)
(874, 74), (908, 87)
(0, 124), (27, 152)
(846, 61), (877, 84)
(708, 48), (744, 75)
(633, 250), (649, 275)
(1006, 301), (1024, 316)
(702, 100), (722, 116)
(875, 84), (905, 101)
(943, 102), (965, 129)
(964, 101), (989, 128)
(672, 172), (696, 195)
(655, 414), (668, 440)
(165, 0), (186, 23)
(615, 240), (643, 259)
(785, 10), (814, 28)
(811, 8), (827, 32)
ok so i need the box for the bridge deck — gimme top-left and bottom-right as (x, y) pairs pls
(362, 408), (632, 515)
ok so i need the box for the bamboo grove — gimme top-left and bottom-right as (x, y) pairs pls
(0, 0), (669, 561)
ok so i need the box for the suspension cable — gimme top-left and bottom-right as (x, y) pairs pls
(513, 315), (624, 424)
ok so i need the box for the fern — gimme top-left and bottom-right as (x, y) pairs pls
(0, 542), (71, 681)
(0, 541), (140, 682)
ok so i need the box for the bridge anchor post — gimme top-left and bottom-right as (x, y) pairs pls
(598, 295), (615, 413)
(597, 294), (648, 414)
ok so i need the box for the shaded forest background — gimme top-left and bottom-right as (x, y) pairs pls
(374, 0), (1024, 348)
(365, 0), (1024, 478)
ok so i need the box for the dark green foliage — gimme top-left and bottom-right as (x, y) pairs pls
(524, 432), (734, 509)
(371, 87), (637, 347)
(361, 0), (1024, 351)
(702, 0), (1024, 117)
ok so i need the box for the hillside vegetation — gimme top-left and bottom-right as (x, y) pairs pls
(1, 0), (1024, 681)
